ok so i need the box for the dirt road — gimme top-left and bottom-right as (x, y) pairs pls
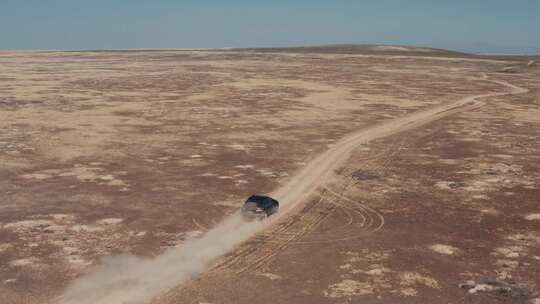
(271, 74), (527, 214)
(60, 74), (528, 304)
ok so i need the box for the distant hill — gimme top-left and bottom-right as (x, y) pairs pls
(239, 44), (466, 56)
(236, 44), (540, 61)
(52, 44), (540, 62)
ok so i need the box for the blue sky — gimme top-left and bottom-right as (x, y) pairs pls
(1, 0), (539, 54)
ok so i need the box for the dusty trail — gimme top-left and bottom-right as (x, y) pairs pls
(270, 74), (526, 216)
(59, 75), (527, 304)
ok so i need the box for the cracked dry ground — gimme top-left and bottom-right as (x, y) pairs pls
(0, 50), (538, 304)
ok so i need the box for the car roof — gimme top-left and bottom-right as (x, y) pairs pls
(246, 195), (278, 206)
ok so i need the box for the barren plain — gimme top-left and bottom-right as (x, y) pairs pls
(0, 47), (539, 304)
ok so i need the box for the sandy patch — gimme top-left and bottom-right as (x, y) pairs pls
(364, 266), (391, 276)
(199, 173), (217, 177)
(0, 244), (14, 252)
(227, 144), (247, 151)
(463, 180), (490, 192)
(399, 272), (440, 289)
(178, 230), (203, 241)
(258, 272), (282, 280)
(235, 179), (248, 185)
(493, 246), (526, 258)
(525, 213), (540, 221)
(478, 208), (500, 215)
(66, 255), (91, 267)
(20, 165), (130, 188)
(339, 263), (352, 270)
(400, 287), (418, 296)
(9, 257), (40, 267)
(324, 279), (374, 298)
(507, 232), (540, 244)
(20, 173), (53, 180)
(50, 213), (75, 221)
(255, 168), (279, 177)
(3, 219), (53, 231)
(70, 224), (104, 233)
(96, 218), (124, 226)
(438, 158), (460, 165)
(495, 259), (519, 270)
(488, 163), (522, 174)
(234, 164), (254, 170)
(43, 224), (66, 233)
(106, 179), (128, 187)
(429, 244), (459, 255)
(434, 181), (463, 190)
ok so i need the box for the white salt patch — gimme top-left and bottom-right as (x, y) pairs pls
(400, 287), (418, 296)
(234, 164), (254, 170)
(70, 224), (104, 233)
(0, 244), (14, 252)
(479, 208), (499, 215)
(3, 220), (53, 231)
(9, 258), (39, 267)
(472, 194), (489, 200)
(67, 255), (90, 266)
(429, 244), (459, 255)
(434, 181), (460, 190)
(256, 168), (278, 177)
(339, 263), (352, 270)
(399, 272), (440, 289)
(96, 218), (123, 226)
(525, 213), (540, 221)
(21, 173), (53, 180)
(494, 246), (525, 258)
(439, 159), (459, 165)
(63, 247), (79, 255)
(493, 154), (514, 159)
(258, 272), (282, 280)
(51, 213), (74, 221)
(106, 179), (128, 187)
(365, 266), (390, 276)
(325, 279), (374, 298)
(199, 173), (217, 177)
(227, 144), (247, 151)
(468, 283), (493, 294)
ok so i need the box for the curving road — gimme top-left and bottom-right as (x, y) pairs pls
(271, 74), (528, 216)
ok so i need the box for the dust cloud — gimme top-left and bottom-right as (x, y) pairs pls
(61, 213), (266, 304)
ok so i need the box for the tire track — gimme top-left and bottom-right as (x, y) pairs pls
(209, 75), (528, 274)
(211, 192), (329, 272)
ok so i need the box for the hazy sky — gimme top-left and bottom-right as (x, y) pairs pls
(1, 0), (539, 53)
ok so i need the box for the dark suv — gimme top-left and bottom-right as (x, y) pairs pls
(241, 195), (279, 221)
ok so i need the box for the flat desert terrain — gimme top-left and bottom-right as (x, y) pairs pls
(0, 47), (539, 304)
